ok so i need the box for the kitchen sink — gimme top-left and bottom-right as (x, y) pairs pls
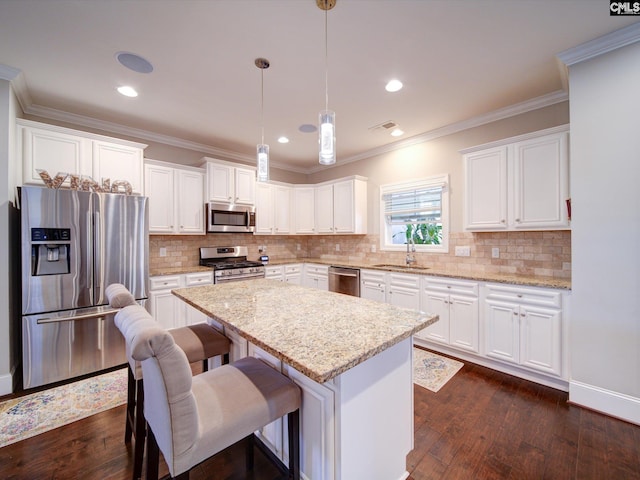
(372, 264), (429, 270)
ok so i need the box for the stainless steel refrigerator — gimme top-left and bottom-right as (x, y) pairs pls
(20, 186), (148, 389)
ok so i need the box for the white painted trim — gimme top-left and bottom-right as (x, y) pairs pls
(569, 380), (640, 426)
(0, 371), (14, 396)
(0, 64), (21, 81)
(459, 124), (570, 154)
(414, 337), (570, 392)
(557, 22), (640, 67)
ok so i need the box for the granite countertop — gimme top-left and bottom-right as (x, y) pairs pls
(266, 258), (571, 290)
(150, 266), (212, 276)
(173, 279), (438, 383)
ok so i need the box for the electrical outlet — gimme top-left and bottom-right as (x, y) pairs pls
(159, 247), (167, 257)
(371, 244), (377, 253)
(297, 244), (301, 251)
(335, 244), (340, 252)
(492, 247), (500, 258)
(455, 246), (470, 257)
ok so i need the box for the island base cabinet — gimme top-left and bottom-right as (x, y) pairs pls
(286, 367), (337, 480)
(335, 337), (413, 480)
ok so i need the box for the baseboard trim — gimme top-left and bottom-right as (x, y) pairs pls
(569, 380), (640, 426)
(414, 338), (569, 391)
(0, 371), (14, 396)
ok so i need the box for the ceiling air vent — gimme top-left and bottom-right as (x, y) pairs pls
(368, 120), (399, 133)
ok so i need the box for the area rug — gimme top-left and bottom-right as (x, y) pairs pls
(0, 368), (127, 448)
(413, 348), (464, 392)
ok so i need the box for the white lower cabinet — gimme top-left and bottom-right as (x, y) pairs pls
(483, 284), (563, 377)
(148, 271), (213, 329)
(265, 265), (284, 281)
(304, 264), (329, 290)
(387, 273), (420, 311)
(419, 277), (479, 353)
(360, 269), (387, 303)
(284, 264), (302, 285)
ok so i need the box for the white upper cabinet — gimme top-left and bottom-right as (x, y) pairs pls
(463, 146), (508, 230)
(294, 186), (316, 234)
(255, 183), (291, 235)
(18, 119), (146, 193)
(145, 160), (205, 235)
(315, 184), (334, 234)
(255, 183), (274, 234)
(314, 177), (368, 235)
(202, 158), (255, 205)
(92, 140), (144, 194)
(463, 126), (569, 231)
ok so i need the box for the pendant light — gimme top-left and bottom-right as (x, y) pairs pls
(255, 57), (270, 182)
(318, 0), (336, 165)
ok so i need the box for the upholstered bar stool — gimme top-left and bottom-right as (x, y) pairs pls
(126, 306), (301, 480)
(106, 284), (231, 480)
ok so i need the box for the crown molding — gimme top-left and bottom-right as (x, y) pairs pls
(0, 64), (21, 81)
(309, 89), (569, 173)
(557, 22), (640, 66)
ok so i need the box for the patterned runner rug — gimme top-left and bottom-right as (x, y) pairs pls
(413, 348), (464, 392)
(0, 368), (127, 448)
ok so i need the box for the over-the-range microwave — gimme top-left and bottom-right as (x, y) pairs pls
(206, 203), (256, 233)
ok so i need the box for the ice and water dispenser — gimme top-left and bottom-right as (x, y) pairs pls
(30, 228), (71, 276)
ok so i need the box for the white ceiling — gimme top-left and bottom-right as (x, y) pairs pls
(1, 0), (638, 173)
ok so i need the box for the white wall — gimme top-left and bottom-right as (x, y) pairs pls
(0, 78), (19, 395)
(568, 41), (640, 424)
(308, 102), (569, 235)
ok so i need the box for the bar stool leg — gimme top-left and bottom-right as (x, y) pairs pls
(132, 378), (146, 480)
(124, 367), (135, 444)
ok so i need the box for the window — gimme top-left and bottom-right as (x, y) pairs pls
(380, 175), (449, 253)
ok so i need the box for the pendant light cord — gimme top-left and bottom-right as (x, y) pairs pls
(261, 67), (265, 145)
(324, 4), (329, 112)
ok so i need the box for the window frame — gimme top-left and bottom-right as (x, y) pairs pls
(379, 174), (449, 253)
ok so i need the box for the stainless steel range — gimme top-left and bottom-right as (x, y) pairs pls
(199, 246), (265, 283)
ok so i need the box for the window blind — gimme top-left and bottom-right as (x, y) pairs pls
(383, 186), (442, 224)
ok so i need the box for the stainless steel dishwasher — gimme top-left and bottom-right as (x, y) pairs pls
(328, 266), (360, 297)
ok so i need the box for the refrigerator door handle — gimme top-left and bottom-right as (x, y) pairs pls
(36, 308), (119, 324)
(87, 210), (93, 296)
(94, 208), (101, 302)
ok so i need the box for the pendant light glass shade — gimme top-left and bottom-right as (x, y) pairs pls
(319, 110), (336, 165)
(318, 0), (336, 165)
(257, 144), (269, 182)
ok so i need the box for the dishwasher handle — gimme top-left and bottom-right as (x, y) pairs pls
(328, 266), (360, 277)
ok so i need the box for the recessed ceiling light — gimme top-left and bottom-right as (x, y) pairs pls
(278, 136), (290, 144)
(385, 79), (403, 92)
(115, 52), (154, 74)
(117, 86), (138, 97)
(390, 128), (404, 137)
(299, 124), (317, 133)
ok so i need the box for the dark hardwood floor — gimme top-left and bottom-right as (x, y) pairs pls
(1, 353), (639, 480)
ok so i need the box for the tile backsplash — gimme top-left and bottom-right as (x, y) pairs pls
(149, 230), (571, 279)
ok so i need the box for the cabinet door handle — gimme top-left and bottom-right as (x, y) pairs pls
(515, 218), (521, 223)
(513, 312), (518, 316)
(520, 313), (526, 317)
(501, 219), (506, 223)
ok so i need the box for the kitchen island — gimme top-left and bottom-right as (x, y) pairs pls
(173, 279), (438, 480)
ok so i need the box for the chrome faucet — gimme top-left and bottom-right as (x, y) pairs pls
(406, 237), (416, 266)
